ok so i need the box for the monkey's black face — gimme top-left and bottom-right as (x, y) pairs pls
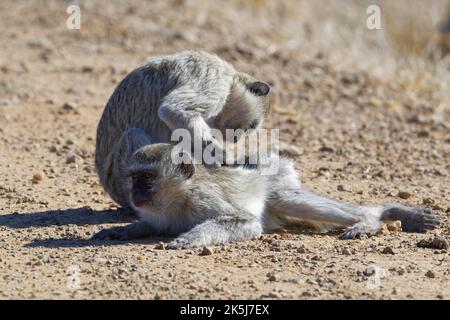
(128, 144), (195, 212)
(130, 171), (157, 207)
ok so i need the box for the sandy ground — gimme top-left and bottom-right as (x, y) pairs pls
(0, 0), (449, 299)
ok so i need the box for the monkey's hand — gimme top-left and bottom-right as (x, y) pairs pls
(167, 215), (262, 249)
(91, 221), (154, 241)
(340, 221), (381, 240)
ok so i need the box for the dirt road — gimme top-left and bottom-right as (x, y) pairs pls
(0, 0), (449, 299)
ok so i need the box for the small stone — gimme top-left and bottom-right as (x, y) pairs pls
(337, 184), (352, 192)
(81, 66), (94, 73)
(66, 153), (83, 165)
(386, 220), (402, 232)
(422, 198), (435, 206)
(297, 246), (307, 254)
(417, 237), (449, 250)
(32, 172), (43, 183)
(425, 270), (436, 278)
(363, 266), (376, 276)
(341, 247), (354, 255)
(381, 246), (395, 255)
(200, 246), (213, 256)
(267, 291), (283, 299)
(397, 266), (406, 275)
(266, 272), (277, 281)
(155, 242), (166, 250)
(62, 102), (79, 111)
(398, 191), (412, 199)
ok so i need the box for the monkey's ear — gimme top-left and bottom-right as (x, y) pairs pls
(179, 161), (195, 179)
(246, 81), (271, 96)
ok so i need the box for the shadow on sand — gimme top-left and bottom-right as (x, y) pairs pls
(0, 206), (167, 248)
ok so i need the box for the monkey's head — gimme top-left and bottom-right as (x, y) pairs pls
(124, 144), (194, 214)
(214, 73), (271, 143)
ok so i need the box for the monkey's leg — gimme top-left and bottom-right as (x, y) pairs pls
(267, 187), (439, 239)
(91, 221), (155, 241)
(267, 158), (438, 238)
(167, 214), (263, 249)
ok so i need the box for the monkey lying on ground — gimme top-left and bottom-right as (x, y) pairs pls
(92, 135), (439, 248)
(96, 51), (270, 208)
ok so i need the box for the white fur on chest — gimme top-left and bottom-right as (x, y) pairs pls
(232, 168), (267, 218)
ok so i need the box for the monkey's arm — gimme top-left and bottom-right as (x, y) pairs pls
(91, 221), (156, 241)
(158, 86), (230, 165)
(167, 210), (263, 249)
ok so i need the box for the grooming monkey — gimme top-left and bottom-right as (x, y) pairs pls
(95, 51), (270, 208)
(93, 139), (439, 248)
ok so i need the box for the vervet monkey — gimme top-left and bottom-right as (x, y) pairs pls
(95, 51), (270, 208)
(93, 138), (439, 248)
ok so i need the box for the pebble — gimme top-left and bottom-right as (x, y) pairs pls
(386, 221), (402, 232)
(62, 102), (79, 111)
(154, 242), (166, 250)
(381, 246), (395, 255)
(417, 236), (449, 250)
(66, 153), (83, 165)
(297, 246), (307, 254)
(398, 191), (412, 199)
(363, 266), (376, 276)
(425, 270), (436, 278)
(32, 173), (43, 183)
(337, 184), (352, 192)
(266, 291), (283, 299)
(199, 246), (214, 256)
(341, 247), (354, 255)
(422, 198), (435, 206)
(266, 272), (277, 281)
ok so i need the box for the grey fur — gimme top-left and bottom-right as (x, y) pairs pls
(93, 140), (439, 248)
(95, 51), (270, 207)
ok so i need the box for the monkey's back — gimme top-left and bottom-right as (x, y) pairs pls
(95, 51), (236, 205)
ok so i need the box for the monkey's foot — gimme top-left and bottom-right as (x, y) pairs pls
(91, 222), (153, 241)
(382, 206), (439, 233)
(340, 222), (380, 240)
